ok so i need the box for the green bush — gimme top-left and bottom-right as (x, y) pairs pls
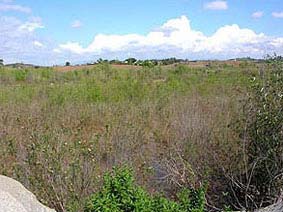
(230, 57), (283, 210)
(14, 69), (28, 81)
(84, 167), (205, 212)
(246, 58), (283, 206)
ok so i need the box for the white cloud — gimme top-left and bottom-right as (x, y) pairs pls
(0, 2), (31, 13)
(1, 0), (14, 3)
(204, 1), (228, 10)
(19, 18), (44, 32)
(53, 48), (62, 53)
(252, 11), (263, 19)
(270, 38), (283, 48)
(71, 20), (82, 28)
(60, 42), (85, 54)
(57, 15), (283, 59)
(272, 12), (283, 18)
(0, 16), (59, 65)
(33, 40), (44, 47)
(1, 15), (283, 65)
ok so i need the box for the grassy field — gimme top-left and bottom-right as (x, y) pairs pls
(0, 62), (262, 211)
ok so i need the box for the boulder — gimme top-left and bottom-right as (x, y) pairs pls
(0, 175), (56, 212)
(255, 200), (283, 212)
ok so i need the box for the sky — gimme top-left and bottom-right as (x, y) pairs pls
(1, 0), (283, 65)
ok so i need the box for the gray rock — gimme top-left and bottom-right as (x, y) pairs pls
(0, 175), (56, 212)
(255, 200), (283, 212)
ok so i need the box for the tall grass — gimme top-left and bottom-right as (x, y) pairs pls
(0, 63), (258, 211)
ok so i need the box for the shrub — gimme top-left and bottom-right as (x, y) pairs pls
(229, 57), (283, 210)
(14, 69), (28, 81)
(84, 167), (205, 212)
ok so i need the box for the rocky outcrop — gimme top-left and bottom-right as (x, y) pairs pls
(0, 175), (56, 212)
(255, 200), (283, 212)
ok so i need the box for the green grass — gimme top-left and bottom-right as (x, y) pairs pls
(0, 64), (251, 105)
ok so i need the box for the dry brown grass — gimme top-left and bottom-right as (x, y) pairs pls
(0, 94), (243, 211)
(54, 64), (142, 72)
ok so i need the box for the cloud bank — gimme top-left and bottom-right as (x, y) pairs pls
(57, 16), (283, 60)
(1, 14), (283, 65)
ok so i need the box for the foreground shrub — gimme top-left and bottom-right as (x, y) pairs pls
(228, 57), (283, 210)
(84, 167), (205, 212)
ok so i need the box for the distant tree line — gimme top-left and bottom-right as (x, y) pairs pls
(91, 57), (189, 67)
(65, 55), (283, 67)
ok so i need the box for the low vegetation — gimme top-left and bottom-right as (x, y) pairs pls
(0, 59), (282, 212)
(226, 57), (283, 210)
(85, 167), (205, 212)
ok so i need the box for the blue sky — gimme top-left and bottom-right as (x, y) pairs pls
(1, 0), (283, 65)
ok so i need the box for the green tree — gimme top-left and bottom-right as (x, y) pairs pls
(124, 58), (137, 65)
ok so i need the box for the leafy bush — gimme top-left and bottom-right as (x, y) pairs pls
(229, 57), (283, 210)
(84, 167), (205, 212)
(247, 59), (283, 205)
(14, 69), (28, 81)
